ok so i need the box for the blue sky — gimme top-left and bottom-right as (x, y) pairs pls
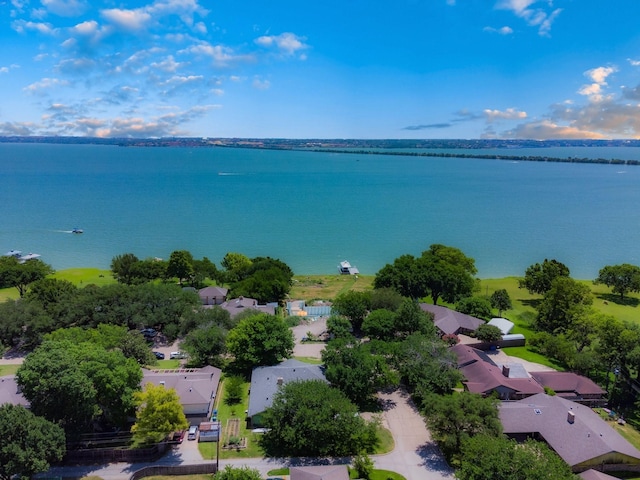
(2, 0), (640, 139)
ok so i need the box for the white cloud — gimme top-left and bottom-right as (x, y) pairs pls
(252, 77), (271, 90)
(150, 55), (184, 73)
(578, 66), (616, 102)
(585, 66), (615, 85)
(628, 59), (640, 67)
(255, 32), (308, 57)
(41, 0), (88, 17)
(23, 77), (70, 94)
(12, 20), (57, 35)
(496, 0), (562, 36)
(501, 120), (606, 139)
(484, 26), (514, 35)
(484, 108), (527, 121)
(0, 64), (19, 74)
(101, 8), (152, 32)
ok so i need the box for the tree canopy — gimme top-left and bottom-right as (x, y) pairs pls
(535, 276), (592, 334)
(475, 323), (503, 343)
(331, 290), (372, 331)
(595, 263), (640, 300)
(16, 340), (142, 432)
(166, 250), (195, 285)
(214, 465), (263, 480)
(225, 313), (294, 373)
(519, 259), (570, 295)
(228, 256), (294, 304)
(490, 289), (512, 317)
(131, 383), (189, 446)
(0, 256), (54, 297)
(0, 404), (66, 480)
(260, 380), (379, 457)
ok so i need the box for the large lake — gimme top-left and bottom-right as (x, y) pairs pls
(1, 143), (639, 279)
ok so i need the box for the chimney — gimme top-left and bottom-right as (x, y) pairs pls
(277, 377), (284, 386)
(568, 411), (575, 424)
(502, 365), (510, 377)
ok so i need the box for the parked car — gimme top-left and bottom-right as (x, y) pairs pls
(170, 351), (186, 359)
(140, 328), (157, 339)
(172, 430), (185, 443)
(187, 425), (198, 440)
(153, 351), (165, 360)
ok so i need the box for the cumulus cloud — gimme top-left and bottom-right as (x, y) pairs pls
(628, 58), (640, 67)
(252, 77), (271, 90)
(578, 66), (616, 102)
(500, 120), (606, 139)
(255, 32), (308, 57)
(0, 121), (35, 136)
(12, 20), (57, 35)
(0, 64), (19, 74)
(41, 0), (88, 17)
(483, 26), (513, 35)
(496, 0), (562, 36)
(100, 8), (152, 32)
(484, 108), (527, 122)
(23, 77), (70, 94)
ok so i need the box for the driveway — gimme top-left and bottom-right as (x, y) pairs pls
(374, 389), (454, 479)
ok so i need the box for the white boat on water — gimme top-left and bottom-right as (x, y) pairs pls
(338, 260), (359, 275)
(3, 250), (41, 262)
(72, 228), (84, 234)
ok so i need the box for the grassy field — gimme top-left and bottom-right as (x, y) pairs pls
(290, 274), (374, 301)
(0, 364), (20, 376)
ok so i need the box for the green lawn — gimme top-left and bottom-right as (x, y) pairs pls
(51, 268), (115, 287)
(0, 364), (20, 376)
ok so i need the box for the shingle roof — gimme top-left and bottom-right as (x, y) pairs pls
(142, 365), (221, 407)
(579, 470), (619, 480)
(290, 465), (349, 480)
(220, 297), (276, 317)
(198, 286), (228, 298)
(420, 303), (484, 335)
(529, 371), (606, 397)
(248, 359), (327, 417)
(500, 393), (640, 467)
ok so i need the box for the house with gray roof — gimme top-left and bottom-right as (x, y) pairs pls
(500, 393), (640, 472)
(142, 365), (221, 422)
(579, 470), (619, 480)
(198, 286), (228, 305)
(420, 303), (484, 335)
(219, 296), (276, 318)
(290, 465), (349, 480)
(247, 358), (327, 427)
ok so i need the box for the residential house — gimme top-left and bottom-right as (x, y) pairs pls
(451, 344), (544, 400)
(142, 365), (221, 423)
(529, 371), (606, 406)
(487, 317), (515, 335)
(219, 296), (276, 318)
(500, 393), (640, 472)
(286, 300), (333, 319)
(420, 303), (484, 336)
(579, 470), (620, 480)
(290, 465), (349, 480)
(247, 358), (327, 427)
(198, 286), (228, 306)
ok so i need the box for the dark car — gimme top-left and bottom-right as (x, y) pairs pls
(153, 351), (165, 360)
(141, 328), (157, 339)
(172, 430), (186, 443)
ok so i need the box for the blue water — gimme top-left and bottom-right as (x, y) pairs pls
(1, 143), (639, 279)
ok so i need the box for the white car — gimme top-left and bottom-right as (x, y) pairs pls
(170, 351), (186, 359)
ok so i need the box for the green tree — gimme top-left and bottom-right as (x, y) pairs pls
(422, 392), (502, 462)
(456, 296), (492, 320)
(418, 244), (477, 305)
(131, 383), (189, 446)
(595, 263), (640, 300)
(370, 287), (406, 311)
(326, 315), (354, 339)
(221, 252), (252, 283)
(0, 298), (52, 349)
(475, 324), (503, 343)
(17, 340), (142, 432)
(396, 333), (461, 398)
(226, 313), (294, 372)
(224, 375), (245, 405)
(25, 277), (77, 312)
(374, 254), (427, 299)
(181, 324), (228, 367)
(214, 465), (263, 480)
(166, 250), (194, 285)
(458, 434), (576, 480)
(322, 338), (398, 407)
(490, 289), (512, 317)
(361, 309), (397, 341)
(230, 256), (293, 304)
(331, 290), (372, 331)
(260, 380), (379, 457)
(395, 298), (437, 337)
(0, 256), (54, 297)
(519, 258), (570, 295)
(110, 253), (140, 284)
(0, 404), (66, 480)
(536, 277), (592, 334)
(352, 453), (375, 480)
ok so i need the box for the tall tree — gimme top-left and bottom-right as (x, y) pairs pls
(422, 392), (502, 462)
(131, 383), (189, 446)
(0, 256), (53, 297)
(595, 263), (640, 300)
(221, 252), (252, 283)
(110, 253), (140, 284)
(490, 289), (512, 317)
(181, 324), (228, 367)
(374, 254), (427, 299)
(0, 404), (66, 480)
(519, 259), (570, 295)
(535, 277), (592, 334)
(331, 290), (372, 331)
(214, 465), (263, 480)
(455, 296), (492, 320)
(166, 250), (194, 285)
(322, 338), (398, 407)
(475, 324), (503, 343)
(418, 244), (477, 305)
(226, 313), (294, 373)
(230, 256), (294, 304)
(260, 380), (379, 457)
(458, 434), (576, 480)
